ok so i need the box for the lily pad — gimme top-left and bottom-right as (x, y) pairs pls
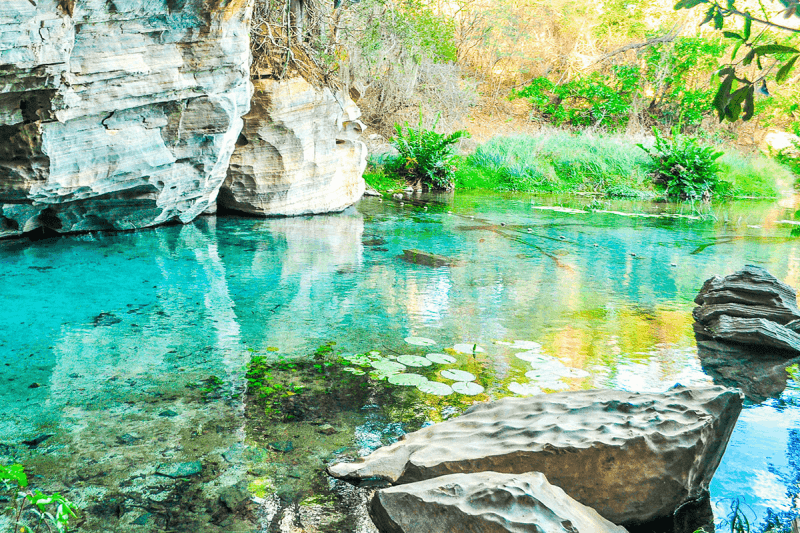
(441, 369), (476, 382)
(370, 360), (407, 373)
(507, 382), (542, 396)
(451, 381), (484, 395)
(416, 381), (453, 396)
(369, 351), (381, 355)
(495, 340), (542, 350)
(426, 353), (457, 364)
(404, 336), (437, 346)
(342, 354), (372, 366)
(388, 373), (428, 386)
(369, 370), (399, 380)
(537, 380), (570, 391)
(397, 355), (432, 367)
(563, 368), (590, 378)
(515, 351), (548, 363)
(452, 343), (485, 354)
(342, 367), (366, 376)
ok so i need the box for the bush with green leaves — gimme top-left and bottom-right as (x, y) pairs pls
(638, 128), (724, 199)
(1, 464), (77, 533)
(388, 115), (470, 190)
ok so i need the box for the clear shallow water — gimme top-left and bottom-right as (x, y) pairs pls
(2, 192), (800, 531)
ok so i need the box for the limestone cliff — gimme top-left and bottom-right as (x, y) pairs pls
(0, 0), (253, 238)
(219, 77), (367, 217)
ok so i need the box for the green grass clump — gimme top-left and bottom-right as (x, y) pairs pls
(716, 150), (795, 197)
(462, 131), (654, 194)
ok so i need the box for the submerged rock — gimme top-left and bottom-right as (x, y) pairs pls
(369, 471), (628, 533)
(156, 461), (203, 479)
(0, 0), (252, 238)
(328, 385), (743, 527)
(401, 249), (457, 267)
(219, 77), (367, 216)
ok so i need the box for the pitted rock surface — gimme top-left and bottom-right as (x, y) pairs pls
(694, 265), (800, 354)
(0, 0), (252, 238)
(219, 77), (366, 216)
(328, 385), (743, 527)
(369, 471), (628, 533)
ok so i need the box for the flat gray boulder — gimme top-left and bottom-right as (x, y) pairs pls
(694, 265), (800, 325)
(328, 385), (743, 527)
(704, 315), (800, 354)
(369, 471), (628, 533)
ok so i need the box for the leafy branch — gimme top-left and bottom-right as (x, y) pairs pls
(1, 464), (77, 533)
(675, 0), (799, 121)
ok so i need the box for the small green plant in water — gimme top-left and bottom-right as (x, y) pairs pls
(388, 113), (469, 191)
(638, 128), (724, 200)
(1, 464), (77, 533)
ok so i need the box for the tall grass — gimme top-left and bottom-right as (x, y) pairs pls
(460, 131), (655, 195)
(717, 151), (795, 197)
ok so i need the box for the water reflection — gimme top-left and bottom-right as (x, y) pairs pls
(2, 193), (800, 531)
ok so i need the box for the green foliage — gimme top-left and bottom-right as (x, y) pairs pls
(388, 114), (470, 190)
(717, 149), (796, 197)
(673, 0), (800, 123)
(638, 128), (724, 198)
(513, 65), (640, 128)
(1, 464), (77, 533)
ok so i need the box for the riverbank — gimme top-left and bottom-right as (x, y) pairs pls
(365, 131), (798, 199)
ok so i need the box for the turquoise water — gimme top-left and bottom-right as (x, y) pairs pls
(2, 192), (800, 531)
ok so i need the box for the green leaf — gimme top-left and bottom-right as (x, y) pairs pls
(723, 31), (743, 40)
(743, 49), (756, 66)
(700, 5), (716, 25)
(742, 85), (755, 120)
(753, 44), (800, 55)
(743, 13), (752, 41)
(732, 41), (743, 60)
(0, 464), (28, 488)
(776, 55), (799, 83)
(730, 85), (749, 106)
(713, 74), (735, 121)
(713, 9), (724, 29)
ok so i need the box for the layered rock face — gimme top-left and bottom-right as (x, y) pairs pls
(0, 0), (252, 238)
(370, 472), (628, 533)
(328, 385), (743, 527)
(694, 265), (800, 354)
(219, 77), (367, 216)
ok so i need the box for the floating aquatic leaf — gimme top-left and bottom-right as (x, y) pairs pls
(495, 340), (542, 350)
(397, 355), (432, 367)
(452, 343), (485, 353)
(451, 381), (484, 395)
(369, 351), (381, 355)
(371, 360), (406, 373)
(562, 368), (590, 378)
(342, 367), (366, 375)
(388, 373), (428, 386)
(441, 369), (476, 382)
(417, 381), (453, 396)
(369, 371), (395, 380)
(507, 382), (542, 396)
(426, 353), (457, 364)
(404, 336), (437, 346)
(515, 351), (549, 363)
(538, 380), (569, 391)
(342, 354), (372, 366)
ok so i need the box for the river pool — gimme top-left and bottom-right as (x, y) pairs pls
(1, 192), (800, 532)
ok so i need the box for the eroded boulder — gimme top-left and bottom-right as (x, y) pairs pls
(219, 77), (367, 216)
(694, 266), (800, 354)
(328, 385), (743, 527)
(0, 0), (253, 238)
(369, 471), (628, 533)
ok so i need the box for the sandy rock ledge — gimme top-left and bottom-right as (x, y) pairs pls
(328, 385), (743, 528)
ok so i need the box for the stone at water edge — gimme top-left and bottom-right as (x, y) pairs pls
(220, 77), (367, 217)
(327, 385), (743, 527)
(369, 471), (628, 533)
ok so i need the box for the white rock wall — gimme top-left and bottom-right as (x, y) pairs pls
(0, 0), (253, 238)
(220, 77), (367, 217)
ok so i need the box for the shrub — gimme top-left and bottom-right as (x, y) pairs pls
(388, 114), (470, 190)
(638, 128), (723, 199)
(1, 464), (77, 533)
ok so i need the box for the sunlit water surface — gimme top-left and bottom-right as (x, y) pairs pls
(2, 192), (800, 532)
